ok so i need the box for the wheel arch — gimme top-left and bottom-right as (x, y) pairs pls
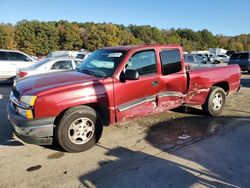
(212, 81), (229, 95)
(54, 102), (110, 127)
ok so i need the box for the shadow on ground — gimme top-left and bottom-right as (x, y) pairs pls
(78, 115), (250, 188)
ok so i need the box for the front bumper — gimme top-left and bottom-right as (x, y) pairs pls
(7, 102), (55, 145)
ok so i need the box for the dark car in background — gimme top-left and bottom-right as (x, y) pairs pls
(228, 52), (250, 73)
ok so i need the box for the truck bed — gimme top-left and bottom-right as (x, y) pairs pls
(185, 65), (241, 105)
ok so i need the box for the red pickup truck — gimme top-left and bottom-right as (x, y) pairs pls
(7, 45), (241, 152)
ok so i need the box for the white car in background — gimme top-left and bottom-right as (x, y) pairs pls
(16, 57), (83, 79)
(46, 50), (91, 60)
(0, 49), (37, 80)
(214, 54), (230, 64)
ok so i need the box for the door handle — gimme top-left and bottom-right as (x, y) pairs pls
(152, 80), (159, 87)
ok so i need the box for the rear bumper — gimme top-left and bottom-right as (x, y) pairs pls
(7, 102), (55, 145)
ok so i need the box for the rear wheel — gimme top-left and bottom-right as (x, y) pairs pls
(202, 86), (226, 116)
(55, 106), (103, 152)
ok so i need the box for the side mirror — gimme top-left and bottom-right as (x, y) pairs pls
(124, 69), (139, 80)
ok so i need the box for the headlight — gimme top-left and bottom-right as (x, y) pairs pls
(17, 95), (37, 119)
(20, 95), (37, 107)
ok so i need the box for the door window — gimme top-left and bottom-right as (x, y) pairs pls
(160, 49), (182, 75)
(7, 52), (30, 61)
(51, 60), (73, 70)
(187, 56), (195, 62)
(239, 53), (249, 60)
(0, 52), (8, 60)
(126, 50), (157, 76)
(194, 56), (203, 64)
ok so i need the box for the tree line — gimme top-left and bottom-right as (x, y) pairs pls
(0, 20), (249, 56)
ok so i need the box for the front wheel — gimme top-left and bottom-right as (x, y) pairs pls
(55, 106), (103, 152)
(202, 86), (226, 116)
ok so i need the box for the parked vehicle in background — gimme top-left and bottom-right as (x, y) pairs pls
(0, 49), (37, 80)
(7, 45), (241, 153)
(184, 54), (214, 70)
(228, 51), (250, 73)
(75, 52), (91, 59)
(195, 54), (208, 63)
(46, 50), (90, 60)
(16, 58), (82, 79)
(214, 54), (230, 64)
(226, 50), (236, 57)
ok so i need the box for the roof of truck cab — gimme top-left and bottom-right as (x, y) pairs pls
(100, 44), (181, 51)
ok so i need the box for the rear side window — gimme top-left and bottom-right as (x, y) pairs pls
(239, 53), (249, 60)
(51, 60), (73, 70)
(126, 50), (157, 76)
(76, 54), (85, 59)
(160, 49), (182, 75)
(7, 52), (29, 61)
(0, 52), (8, 60)
(230, 53), (240, 60)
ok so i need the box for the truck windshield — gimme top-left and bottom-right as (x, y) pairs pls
(78, 49), (126, 77)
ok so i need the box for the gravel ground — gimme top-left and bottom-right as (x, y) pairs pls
(0, 74), (249, 188)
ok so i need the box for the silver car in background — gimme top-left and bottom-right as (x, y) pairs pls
(184, 54), (215, 70)
(16, 57), (83, 79)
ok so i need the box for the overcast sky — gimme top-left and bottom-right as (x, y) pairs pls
(1, 0), (249, 36)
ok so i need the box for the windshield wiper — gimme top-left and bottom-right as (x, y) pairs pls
(78, 69), (98, 76)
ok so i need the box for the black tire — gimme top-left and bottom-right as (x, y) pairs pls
(214, 60), (220, 64)
(55, 106), (103, 153)
(202, 86), (226, 116)
(248, 70), (250, 74)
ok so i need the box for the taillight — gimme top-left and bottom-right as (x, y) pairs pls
(19, 71), (28, 78)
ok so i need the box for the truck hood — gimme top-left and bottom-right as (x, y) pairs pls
(15, 70), (100, 95)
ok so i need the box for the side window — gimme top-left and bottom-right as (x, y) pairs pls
(194, 56), (203, 63)
(8, 52), (29, 61)
(239, 53), (249, 60)
(74, 60), (82, 67)
(160, 49), (182, 75)
(76, 54), (85, 59)
(0, 52), (8, 60)
(187, 56), (195, 62)
(126, 50), (157, 76)
(51, 60), (73, 70)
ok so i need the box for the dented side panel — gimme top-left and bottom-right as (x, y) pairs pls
(185, 65), (241, 105)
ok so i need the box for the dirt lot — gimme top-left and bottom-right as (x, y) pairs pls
(0, 74), (250, 188)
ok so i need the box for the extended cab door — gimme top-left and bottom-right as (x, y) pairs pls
(114, 50), (159, 121)
(157, 48), (188, 110)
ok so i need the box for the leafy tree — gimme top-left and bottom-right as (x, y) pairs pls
(57, 21), (82, 50)
(0, 24), (17, 49)
(15, 20), (59, 55)
(0, 20), (249, 56)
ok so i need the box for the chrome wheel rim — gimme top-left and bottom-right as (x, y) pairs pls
(212, 93), (223, 111)
(68, 117), (95, 145)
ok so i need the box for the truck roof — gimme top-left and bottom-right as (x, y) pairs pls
(100, 44), (181, 51)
